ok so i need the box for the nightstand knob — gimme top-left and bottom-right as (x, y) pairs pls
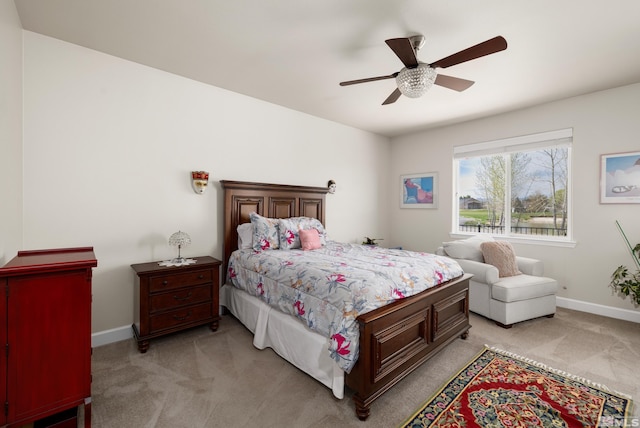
(173, 311), (192, 321)
(198, 274), (204, 279)
(162, 280), (168, 286)
(173, 291), (193, 302)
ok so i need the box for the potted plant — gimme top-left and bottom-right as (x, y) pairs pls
(362, 237), (383, 246)
(610, 221), (640, 305)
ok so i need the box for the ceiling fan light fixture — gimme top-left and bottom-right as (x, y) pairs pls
(396, 63), (437, 98)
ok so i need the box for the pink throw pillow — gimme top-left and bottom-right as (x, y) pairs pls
(299, 228), (322, 251)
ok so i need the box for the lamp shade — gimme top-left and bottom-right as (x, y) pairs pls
(169, 231), (191, 248)
(396, 64), (437, 98)
(168, 230), (191, 263)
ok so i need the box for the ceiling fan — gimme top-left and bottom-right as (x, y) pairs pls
(339, 35), (507, 105)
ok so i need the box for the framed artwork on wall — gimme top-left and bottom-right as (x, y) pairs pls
(401, 172), (438, 209)
(600, 151), (640, 204)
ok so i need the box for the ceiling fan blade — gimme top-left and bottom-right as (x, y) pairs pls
(339, 73), (398, 86)
(434, 74), (475, 91)
(430, 36), (507, 69)
(385, 38), (419, 68)
(382, 88), (402, 105)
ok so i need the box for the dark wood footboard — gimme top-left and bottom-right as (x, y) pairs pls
(346, 273), (471, 420)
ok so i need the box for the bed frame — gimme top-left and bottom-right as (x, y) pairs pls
(220, 180), (471, 420)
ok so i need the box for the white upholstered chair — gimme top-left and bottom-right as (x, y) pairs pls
(436, 236), (558, 328)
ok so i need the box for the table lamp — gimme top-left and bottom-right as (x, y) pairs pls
(168, 230), (191, 264)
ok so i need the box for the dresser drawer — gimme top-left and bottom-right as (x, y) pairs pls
(150, 284), (212, 313)
(149, 302), (212, 332)
(149, 269), (212, 293)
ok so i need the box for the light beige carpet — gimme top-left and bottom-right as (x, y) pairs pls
(88, 308), (639, 427)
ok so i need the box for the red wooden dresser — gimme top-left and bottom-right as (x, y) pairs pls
(0, 247), (96, 428)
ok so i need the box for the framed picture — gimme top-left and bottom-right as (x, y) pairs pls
(401, 172), (438, 209)
(600, 151), (640, 204)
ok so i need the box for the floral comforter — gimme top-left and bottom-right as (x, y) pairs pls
(226, 241), (463, 373)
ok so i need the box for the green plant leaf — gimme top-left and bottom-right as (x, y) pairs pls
(611, 265), (628, 282)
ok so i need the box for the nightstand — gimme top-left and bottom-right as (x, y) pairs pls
(131, 256), (221, 353)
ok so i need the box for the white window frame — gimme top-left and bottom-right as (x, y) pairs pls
(452, 128), (575, 247)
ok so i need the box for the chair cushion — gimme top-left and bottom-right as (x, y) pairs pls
(492, 275), (558, 303)
(481, 241), (521, 277)
(442, 235), (494, 262)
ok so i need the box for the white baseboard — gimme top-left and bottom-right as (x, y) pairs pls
(92, 324), (133, 348)
(556, 297), (640, 323)
(90, 298), (639, 348)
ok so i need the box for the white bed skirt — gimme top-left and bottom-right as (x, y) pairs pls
(220, 284), (345, 399)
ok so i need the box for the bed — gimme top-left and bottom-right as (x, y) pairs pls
(220, 180), (471, 420)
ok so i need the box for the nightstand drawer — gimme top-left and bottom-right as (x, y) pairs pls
(149, 302), (212, 332)
(149, 269), (212, 293)
(150, 284), (212, 312)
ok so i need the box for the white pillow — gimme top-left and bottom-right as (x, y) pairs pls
(442, 235), (494, 262)
(237, 223), (253, 249)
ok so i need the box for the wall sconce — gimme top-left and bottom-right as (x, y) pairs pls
(191, 171), (209, 194)
(327, 180), (336, 194)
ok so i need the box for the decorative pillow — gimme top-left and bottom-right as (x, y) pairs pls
(237, 223), (253, 249)
(250, 212), (279, 251)
(443, 235), (494, 262)
(299, 228), (322, 251)
(480, 241), (521, 277)
(278, 217), (327, 249)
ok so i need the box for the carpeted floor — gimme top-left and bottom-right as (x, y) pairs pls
(88, 308), (639, 427)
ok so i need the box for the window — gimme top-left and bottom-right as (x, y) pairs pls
(454, 129), (572, 242)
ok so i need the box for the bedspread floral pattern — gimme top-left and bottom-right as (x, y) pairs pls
(226, 241), (463, 373)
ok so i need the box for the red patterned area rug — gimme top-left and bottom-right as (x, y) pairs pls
(400, 346), (632, 428)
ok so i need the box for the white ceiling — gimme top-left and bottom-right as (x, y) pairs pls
(14, 0), (640, 137)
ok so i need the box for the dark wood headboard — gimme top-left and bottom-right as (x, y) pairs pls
(220, 180), (328, 275)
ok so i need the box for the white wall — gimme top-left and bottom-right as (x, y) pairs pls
(22, 31), (390, 334)
(0, 0), (23, 265)
(17, 27), (640, 339)
(390, 83), (640, 316)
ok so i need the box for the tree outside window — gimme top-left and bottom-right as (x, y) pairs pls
(455, 133), (571, 240)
